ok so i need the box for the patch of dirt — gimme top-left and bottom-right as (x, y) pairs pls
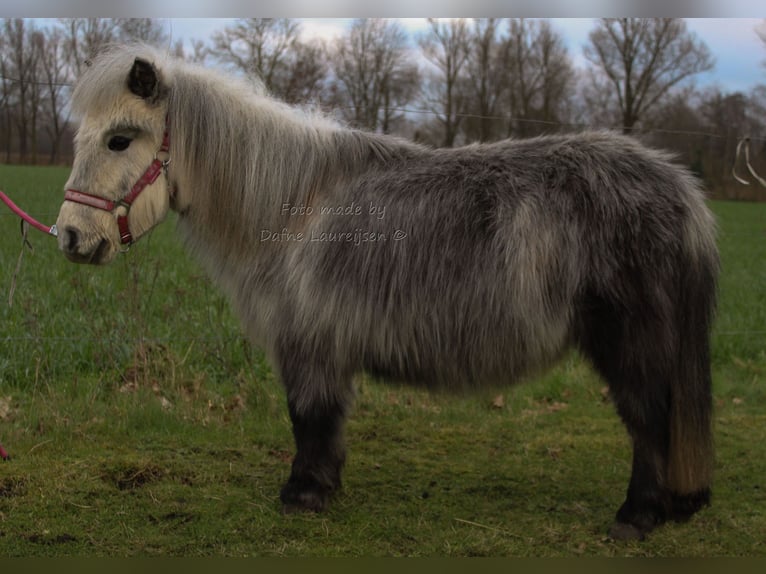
(0, 476), (27, 498)
(100, 462), (165, 490)
(25, 532), (78, 546)
(148, 511), (197, 525)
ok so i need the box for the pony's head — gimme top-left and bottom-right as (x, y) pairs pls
(57, 49), (172, 265)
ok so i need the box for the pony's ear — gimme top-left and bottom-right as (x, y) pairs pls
(127, 58), (164, 102)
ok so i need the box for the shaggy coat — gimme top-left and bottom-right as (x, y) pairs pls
(56, 45), (719, 541)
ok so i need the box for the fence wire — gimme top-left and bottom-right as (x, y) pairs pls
(1, 111), (765, 352)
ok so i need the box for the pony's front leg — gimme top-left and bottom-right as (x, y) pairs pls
(277, 353), (351, 513)
(280, 399), (348, 512)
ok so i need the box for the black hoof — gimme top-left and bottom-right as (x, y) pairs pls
(611, 495), (667, 541)
(280, 476), (336, 513)
(608, 521), (647, 541)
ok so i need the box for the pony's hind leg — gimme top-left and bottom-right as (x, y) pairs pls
(578, 295), (677, 540)
(275, 339), (352, 513)
(608, 402), (672, 540)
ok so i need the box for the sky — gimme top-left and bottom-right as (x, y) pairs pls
(162, 18), (766, 94)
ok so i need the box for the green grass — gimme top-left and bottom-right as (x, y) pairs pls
(1, 164), (764, 556)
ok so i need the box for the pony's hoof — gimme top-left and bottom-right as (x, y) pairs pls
(280, 480), (333, 513)
(608, 521), (646, 541)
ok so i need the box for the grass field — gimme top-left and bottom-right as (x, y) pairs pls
(0, 164), (764, 557)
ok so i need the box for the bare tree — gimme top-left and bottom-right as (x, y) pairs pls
(58, 18), (167, 78)
(209, 19), (298, 92)
(504, 19), (536, 136)
(584, 18), (714, 134)
(0, 30), (14, 162)
(275, 39), (328, 105)
(535, 21), (575, 128)
(418, 18), (470, 147)
(172, 38), (209, 64)
(208, 18), (327, 104)
(642, 86), (705, 175)
(461, 18), (507, 142)
(577, 65), (623, 128)
(2, 19), (42, 163)
(328, 19), (419, 132)
(59, 18), (121, 77)
(27, 29), (44, 164)
(118, 18), (169, 46)
(38, 26), (71, 164)
(501, 19), (575, 138)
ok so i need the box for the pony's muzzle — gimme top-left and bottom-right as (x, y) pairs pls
(59, 224), (111, 265)
(56, 196), (123, 265)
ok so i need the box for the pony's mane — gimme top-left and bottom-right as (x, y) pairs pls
(163, 48), (425, 258)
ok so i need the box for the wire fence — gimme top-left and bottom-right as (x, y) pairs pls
(1, 109), (765, 363)
(2, 106), (765, 176)
(333, 104), (766, 143)
(2, 107), (765, 217)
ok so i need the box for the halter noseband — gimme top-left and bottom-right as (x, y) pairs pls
(64, 119), (171, 246)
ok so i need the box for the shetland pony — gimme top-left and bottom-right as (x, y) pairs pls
(55, 45), (719, 540)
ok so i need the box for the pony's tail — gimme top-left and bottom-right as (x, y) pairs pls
(666, 211), (718, 515)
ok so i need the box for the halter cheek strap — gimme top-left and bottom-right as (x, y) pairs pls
(64, 120), (171, 246)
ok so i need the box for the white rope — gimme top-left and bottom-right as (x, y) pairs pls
(733, 137), (766, 187)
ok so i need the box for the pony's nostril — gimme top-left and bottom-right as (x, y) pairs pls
(64, 227), (80, 252)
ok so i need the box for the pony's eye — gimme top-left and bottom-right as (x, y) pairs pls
(107, 135), (132, 151)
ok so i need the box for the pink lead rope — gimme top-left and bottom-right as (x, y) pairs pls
(0, 190), (58, 238)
